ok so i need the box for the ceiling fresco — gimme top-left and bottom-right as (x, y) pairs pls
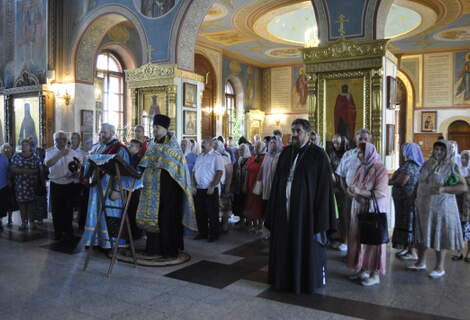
(198, 0), (470, 66)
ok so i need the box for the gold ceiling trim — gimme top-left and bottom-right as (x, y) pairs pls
(405, 0), (463, 36)
(252, 1), (312, 47)
(303, 38), (391, 64)
(233, 0), (298, 42)
(199, 29), (258, 46)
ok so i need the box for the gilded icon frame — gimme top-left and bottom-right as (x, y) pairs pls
(317, 70), (371, 143)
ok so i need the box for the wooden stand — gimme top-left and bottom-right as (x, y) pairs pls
(82, 156), (141, 277)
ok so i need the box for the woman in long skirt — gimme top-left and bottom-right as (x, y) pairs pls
(347, 142), (389, 287)
(390, 143), (424, 260)
(409, 140), (467, 278)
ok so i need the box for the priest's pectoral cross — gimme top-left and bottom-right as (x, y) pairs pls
(336, 14), (349, 38)
(147, 45), (155, 64)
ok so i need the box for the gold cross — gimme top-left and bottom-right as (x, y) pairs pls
(147, 45), (155, 64)
(336, 14), (349, 38)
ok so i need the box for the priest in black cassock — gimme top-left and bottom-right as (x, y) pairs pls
(265, 119), (336, 294)
(136, 114), (197, 258)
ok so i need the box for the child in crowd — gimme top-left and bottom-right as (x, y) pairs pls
(128, 139), (143, 168)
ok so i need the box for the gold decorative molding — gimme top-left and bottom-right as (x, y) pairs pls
(306, 57), (384, 73)
(316, 70), (372, 143)
(125, 64), (204, 89)
(371, 68), (383, 154)
(303, 38), (390, 64)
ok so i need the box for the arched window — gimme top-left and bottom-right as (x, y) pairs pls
(225, 81), (236, 137)
(96, 52), (125, 131)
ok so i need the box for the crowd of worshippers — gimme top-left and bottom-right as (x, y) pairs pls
(1, 114), (470, 293)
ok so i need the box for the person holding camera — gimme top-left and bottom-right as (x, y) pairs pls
(45, 131), (81, 241)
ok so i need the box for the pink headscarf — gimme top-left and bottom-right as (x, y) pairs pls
(353, 142), (380, 185)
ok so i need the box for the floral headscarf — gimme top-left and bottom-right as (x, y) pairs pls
(353, 142), (380, 185)
(402, 142), (424, 167)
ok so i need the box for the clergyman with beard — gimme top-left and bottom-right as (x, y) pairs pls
(265, 119), (336, 294)
(81, 123), (132, 249)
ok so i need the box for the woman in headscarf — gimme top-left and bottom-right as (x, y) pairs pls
(231, 143), (251, 224)
(244, 141), (265, 232)
(257, 136), (282, 236)
(449, 140), (462, 168)
(452, 150), (470, 262)
(389, 143), (424, 260)
(347, 142), (389, 286)
(309, 130), (323, 148)
(409, 140), (467, 278)
(181, 138), (198, 174)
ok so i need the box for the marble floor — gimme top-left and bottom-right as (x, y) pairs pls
(0, 216), (468, 320)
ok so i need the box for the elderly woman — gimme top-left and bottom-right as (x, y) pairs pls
(231, 143), (251, 224)
(452, 150), (470, 262)
(347, 142), (389, 287)
(309, 131), (323, 147)
(409, 140), (467, 278)
(389, 143), (424, 260)
(10, 139), (41, 230)
(244, 141), (265, 231)
(181, 138), (198, 174)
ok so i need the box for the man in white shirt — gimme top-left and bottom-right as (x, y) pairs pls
(45, 131), (80, 241)
(213, 137), (233, 233)
(70, 132), (89, 233)
(192, 138), (224, 242)
(334, 128), (372, 251)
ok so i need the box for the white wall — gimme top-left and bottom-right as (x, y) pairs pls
(414, 108), (470, 135)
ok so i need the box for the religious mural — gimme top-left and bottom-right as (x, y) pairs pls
(13, 0), (47, 84)
(325, 78), (364, 141)
(291, 65), (308, 111)
(455, 51), (470, 105)
(98, 22), (144, 66)
(222, 58), (260, 110)
(14, 97), (40, 149)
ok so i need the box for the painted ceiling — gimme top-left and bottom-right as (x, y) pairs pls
(197, 0), (470, 67)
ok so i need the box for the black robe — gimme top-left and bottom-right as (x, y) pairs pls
(265, 144), (336, 294)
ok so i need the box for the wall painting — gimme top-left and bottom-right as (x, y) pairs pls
(454, 50), (470, 105)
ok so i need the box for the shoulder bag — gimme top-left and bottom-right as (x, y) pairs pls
(357, 191), (389, 245)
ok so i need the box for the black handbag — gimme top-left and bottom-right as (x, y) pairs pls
(357, 191), (389, 245)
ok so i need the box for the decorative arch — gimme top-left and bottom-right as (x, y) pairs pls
(439, 117), (470, 139)
(172, 0), (216, 71)
(397, 70), (414, 142)
(374, 0), (395, 39)
(98, 43), (138, 71)
(71, 5), (149, 83)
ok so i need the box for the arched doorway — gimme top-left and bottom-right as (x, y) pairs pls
(448, 120), (470, 151)
(195, 53), (216, 138)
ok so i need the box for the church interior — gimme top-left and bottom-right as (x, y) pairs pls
(1, 0), (470, 319)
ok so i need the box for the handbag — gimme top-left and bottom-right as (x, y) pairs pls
(357, 191), (389, 245)
(252, 180), (263, 195)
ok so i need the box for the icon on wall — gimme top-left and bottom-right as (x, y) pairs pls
(421, 111), (437, 132)
(183, 110), (197, 136)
